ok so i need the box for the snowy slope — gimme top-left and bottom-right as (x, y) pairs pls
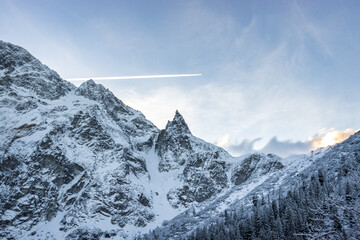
(142, 133), (360, 239)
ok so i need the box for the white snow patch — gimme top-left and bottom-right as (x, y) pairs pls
(2, 210), (18, 221)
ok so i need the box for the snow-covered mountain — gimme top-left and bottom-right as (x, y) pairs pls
(0, 40), (359, 240)
(148, 131), (360, 239)
(0, 40), (233, 239)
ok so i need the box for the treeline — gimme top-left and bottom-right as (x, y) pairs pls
(185, 155), (360, 240)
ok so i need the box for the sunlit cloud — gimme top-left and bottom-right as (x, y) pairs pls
(66, 74), (202, 82)
(226, 128), (359, 157)
(215, 134), (230, 147)
(309, 128), (358, 149)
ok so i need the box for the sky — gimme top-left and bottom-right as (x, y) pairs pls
(1, 0), (360, 157)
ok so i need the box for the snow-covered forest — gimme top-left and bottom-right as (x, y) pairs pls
(143, 151), (360, 240)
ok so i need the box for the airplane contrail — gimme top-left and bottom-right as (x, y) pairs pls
(66, 73), (202, 81)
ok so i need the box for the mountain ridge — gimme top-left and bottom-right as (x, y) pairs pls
(0, 40), (237, 239)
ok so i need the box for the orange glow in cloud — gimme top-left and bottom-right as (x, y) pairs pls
(310, 128), (358, 149)
(215, 134), (230, 147)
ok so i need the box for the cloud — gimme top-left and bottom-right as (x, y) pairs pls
(309, 128), (358, 149)
(108, 77), (357, 155)
(227, 128), (358, 157)
(228, 137), (309, 157)
(291, 0), (334, 59)
(228, 138), (261, 155)
(260, 137), (311, 157)
(215, 134), (230, 147)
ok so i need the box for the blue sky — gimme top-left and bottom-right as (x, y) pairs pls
(1, 0), (360, 156)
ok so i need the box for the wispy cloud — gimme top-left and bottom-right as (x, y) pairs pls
(66, 74), (202, 82)
(291, 0), (334, 59)
(228, 138), (261, 155)
(227, 128), (358, 157)
(110, 78), (350, 152)
(227, 136), (310, 157)
(260, 137), (311, 157)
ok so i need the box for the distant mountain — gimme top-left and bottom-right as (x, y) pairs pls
(0, 40), (359, 240)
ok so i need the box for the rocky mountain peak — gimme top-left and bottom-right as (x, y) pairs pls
(76, 79), (134, 116)
(76, 79), (109, 101)
(165, 110), (191, 135)
(75, 79), (158, 143)
(0, 40), (74, 100)
(0, 40), (36, 72)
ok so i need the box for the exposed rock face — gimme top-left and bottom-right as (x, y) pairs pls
(0, 41), (159, 239)
(155, 111), (231, 208)
(0, 40), (287, 239)
(75, 80), (157, 142)
(0, 40), (74, 100)
(0, 79), (156, 238)
(155, 111), (193, 171)
(231, 153), (283, 185)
